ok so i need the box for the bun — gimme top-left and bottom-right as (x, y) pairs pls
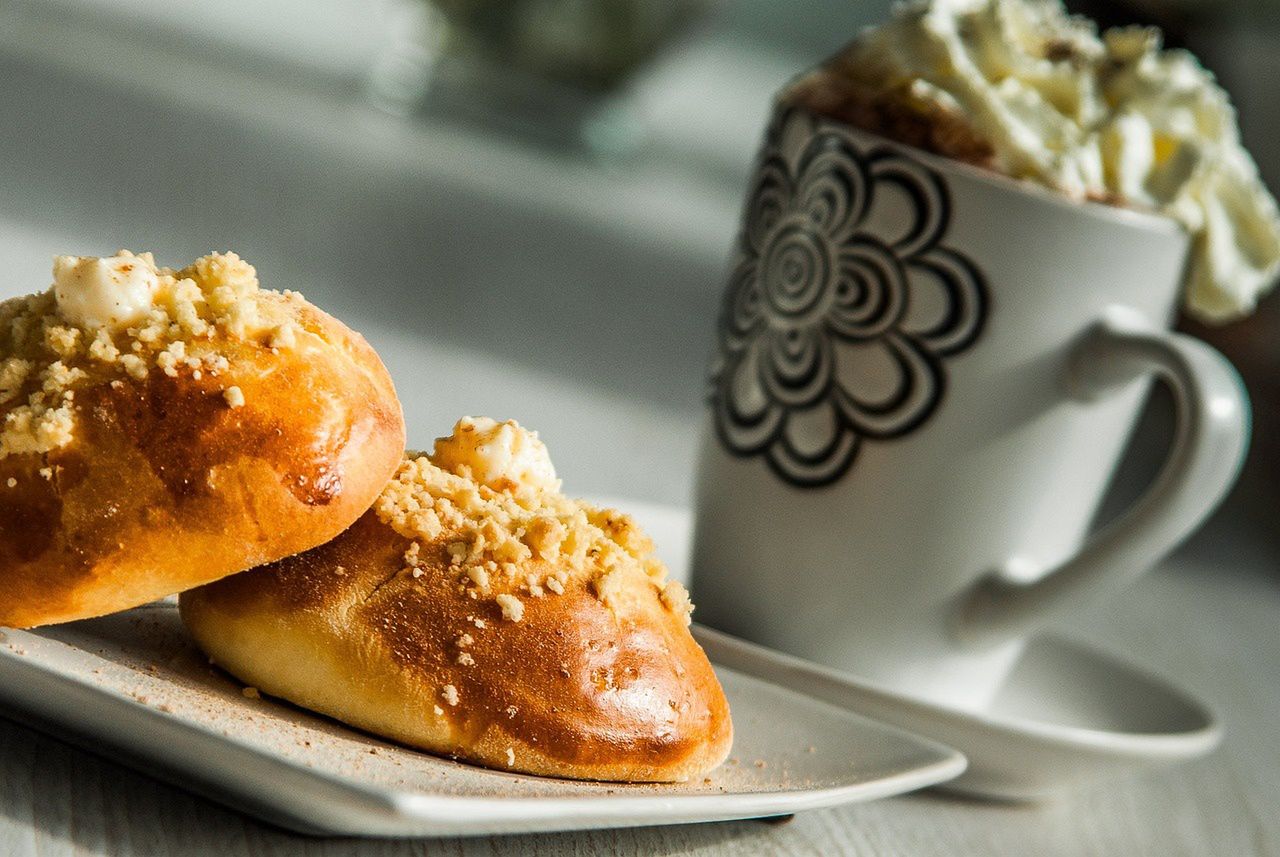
(181, 422), (731, 782)
(0, 251), (405, 627)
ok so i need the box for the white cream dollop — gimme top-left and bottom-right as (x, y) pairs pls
(814, 0), (1280, 322)
(431, 416), (561, 495)
(52, 251), (161, 330)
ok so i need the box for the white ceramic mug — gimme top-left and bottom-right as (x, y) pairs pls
(690, 106), (1249, 711)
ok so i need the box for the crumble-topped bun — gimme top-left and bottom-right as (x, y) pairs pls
(180, 417), (733, 782)
(0, 251), (404, 628)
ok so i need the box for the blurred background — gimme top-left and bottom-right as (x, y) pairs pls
(0, 0), (1276, 565)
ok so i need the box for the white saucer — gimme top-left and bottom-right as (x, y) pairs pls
(616, 499), (1222, 802)
(694, 625), (1220, 802)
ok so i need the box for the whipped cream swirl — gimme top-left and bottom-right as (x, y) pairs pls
(799, 0), (1280, 322)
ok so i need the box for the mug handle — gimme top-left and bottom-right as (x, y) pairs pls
(953, 306), (1250, 648)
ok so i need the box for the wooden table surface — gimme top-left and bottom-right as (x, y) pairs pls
(1, 545), (1275, 857)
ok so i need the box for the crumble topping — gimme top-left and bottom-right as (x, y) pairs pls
(0, 250), (306, 459)
(373, 417), (693, 624)
(495, 593), (525, 623)
(659, 580), (692, 616)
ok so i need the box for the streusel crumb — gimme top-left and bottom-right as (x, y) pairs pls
(0, 250), (305, 459)
(373, 417), (694, 624)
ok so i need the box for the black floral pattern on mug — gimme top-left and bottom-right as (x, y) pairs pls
(710, 110), (988, 488)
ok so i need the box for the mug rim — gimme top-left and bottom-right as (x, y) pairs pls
(782, 104), (1188, 242)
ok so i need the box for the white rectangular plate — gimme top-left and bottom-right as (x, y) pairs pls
(0, 603), (963, 837)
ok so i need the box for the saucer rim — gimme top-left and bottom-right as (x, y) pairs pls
(691, 624), (1222, 762)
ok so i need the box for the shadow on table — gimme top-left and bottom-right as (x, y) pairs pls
(0, 54), (726, 420)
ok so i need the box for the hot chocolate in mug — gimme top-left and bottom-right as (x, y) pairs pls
(690, 106), (1249, 711)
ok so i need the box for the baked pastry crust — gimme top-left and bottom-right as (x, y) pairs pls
(180, 431), (732, 783)
(0, 253), (405, 627)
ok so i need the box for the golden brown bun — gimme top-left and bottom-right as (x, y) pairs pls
(0, 296), (405, 628)
(180, 503), (733, 783)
